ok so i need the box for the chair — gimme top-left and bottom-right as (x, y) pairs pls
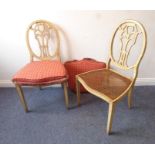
(12, 20), (69, 112)
(76, 20), (147, 134)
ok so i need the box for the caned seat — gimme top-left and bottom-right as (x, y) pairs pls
(12, 20), (69, 112)
(76, 20), (147, 134)
(78, 69), (132, 102)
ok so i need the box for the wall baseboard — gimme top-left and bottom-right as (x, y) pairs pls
(135, 78), (155, 86)
(0, 80), (14, 87)
(0, 80), (61, 87)
(0, 78), (155, 87)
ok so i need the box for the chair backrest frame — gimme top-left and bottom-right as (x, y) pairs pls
(108, 20), (147, 81)
(26, 20), (61, 62)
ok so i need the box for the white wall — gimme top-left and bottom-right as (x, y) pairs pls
(0, 6), (155, 86)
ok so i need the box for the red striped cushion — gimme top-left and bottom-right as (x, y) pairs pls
(12, 60), (68, 85)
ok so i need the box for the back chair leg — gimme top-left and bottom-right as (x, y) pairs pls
(39, 86), (43, 90)
(76, 78), (81, 106)
(15, 84), (28, 112)
(128, 87), (133, 109)
(107, 102), (116, 134)
(61, 83), (64, 88)
(63, 82), (69, 109)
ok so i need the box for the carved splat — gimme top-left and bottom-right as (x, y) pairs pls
(117, 23), (141, 67)
(110, 20), (146, 70)
(26, 20), (60, 61)
(33, 23), (51, 58)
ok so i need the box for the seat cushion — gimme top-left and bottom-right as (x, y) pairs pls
(12, 60), (68, 86)
(64, 58), (106, 93)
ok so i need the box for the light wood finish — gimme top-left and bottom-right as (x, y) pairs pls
(107, 103), (115, 134)
(26, 20), (60, 62)
(128, 86), (133, 109)
(76, 20), (147, 134)
(63, 82), (69, 109)
(76, 76), (81, 106)
(15, 84), (28, 112)
(14, 20), (69, 112)
(108, 20), (146, 71)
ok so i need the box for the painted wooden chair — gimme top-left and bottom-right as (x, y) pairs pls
(76, 20), (147, 134)
(12, 20), (69, 112)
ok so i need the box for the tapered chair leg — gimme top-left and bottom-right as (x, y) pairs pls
(39, 86), (43, 90)
(63, 82), (69, 109)
(76, 77), (81, 106)
(107, 103), (116, 134)
(15, 84), (28, 112)
(128, 87), (133, 109)
(61, 83), (64, 89)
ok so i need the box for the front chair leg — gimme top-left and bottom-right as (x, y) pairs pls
(128, 87), (133, 109)
(107, 102), (116, 134)
(63, 82), (69, 109)
(76, 77), (81, 106)
(15, 84), (28, 112)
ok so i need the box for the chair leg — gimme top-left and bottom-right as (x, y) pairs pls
(63, 82), (69, 109)
(107, 103), (115, 134)
(76, 78), (81, 106)
(39, 86), (43, 90)
(61, 83), (64, 88)
(128, 87), (133, 109)
(15, 84), (28, 112)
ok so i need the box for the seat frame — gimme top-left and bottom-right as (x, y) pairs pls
(76, 20), (147, 134)
(13, 20), (69, 112)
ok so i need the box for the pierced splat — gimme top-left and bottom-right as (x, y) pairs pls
(117, 23), (142, 67)
(27, 20), (60, 61)
(33, 23), (51, 58)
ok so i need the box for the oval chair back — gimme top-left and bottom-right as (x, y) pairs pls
(26, 20), (61, 62)
(108, 20), (147, 82)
